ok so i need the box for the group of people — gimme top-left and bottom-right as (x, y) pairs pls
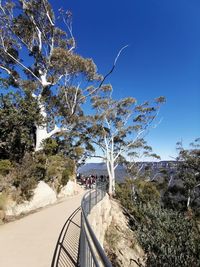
(76, 174), (108, 189)
(80, 174), (97, 189)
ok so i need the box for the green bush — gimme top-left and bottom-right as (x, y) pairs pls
(43, 138), (58, 156)
(14, 175), (37, 201)
(0, 192), (7, 210)
(46, 155), (66, 181)
(0, 160), (12, 176)
(105, 225), (120, 249)
(61, 159), (75, 186)
(13, 153), (46, 201)
(133, 179), (160, 205)
(136, 206), (200, 267)
(61, 169), (70, 186)
(116, 178), (200, 266)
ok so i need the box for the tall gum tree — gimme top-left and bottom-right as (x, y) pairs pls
(0, 0), (101, 151)
(87, 85), (165, 195)
(176, 138), (200, 210)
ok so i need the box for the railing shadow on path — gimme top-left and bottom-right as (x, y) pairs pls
(51, 181), (112, 267)
(51, 206), (81, 267)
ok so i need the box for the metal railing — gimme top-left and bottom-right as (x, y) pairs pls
(78, 182), (112, 267)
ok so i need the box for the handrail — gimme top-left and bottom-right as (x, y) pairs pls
(78, 182), (112, 267)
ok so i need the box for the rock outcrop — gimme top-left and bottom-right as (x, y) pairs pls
(5, 180), (83, 218)
(88, 195), (145, 267)
(6, 181), (57, 216)
(58, 180), (81, 198)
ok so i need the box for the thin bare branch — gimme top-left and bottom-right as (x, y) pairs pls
(80, 44), (129, 101)
(0, 65), (18, 83)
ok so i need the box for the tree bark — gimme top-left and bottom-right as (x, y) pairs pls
(35, 95), (62, 151)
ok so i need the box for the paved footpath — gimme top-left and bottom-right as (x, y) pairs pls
(0, 192), (84, 267)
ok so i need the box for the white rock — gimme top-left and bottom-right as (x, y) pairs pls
(29, 181), (57, 209)
(6, 181), (57, 216)
(58, 180), (78, 198)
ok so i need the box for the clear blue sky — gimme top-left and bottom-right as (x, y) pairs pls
(51, 0), (200, 160)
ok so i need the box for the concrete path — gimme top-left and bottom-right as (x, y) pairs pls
(0, 192), (84, 267)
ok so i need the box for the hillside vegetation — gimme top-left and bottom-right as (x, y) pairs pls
(115, 139), (200, 266)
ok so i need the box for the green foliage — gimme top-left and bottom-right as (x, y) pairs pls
(162, 138), (200, 214)
(177, 138), (200, 190)
(88, 85), (165, 194)
(115, 179), (135, 212)
(61, 158), (75, 186)
(0, 92), (41, 161)
(61, 169), (70, 186)
(176, 138), (200, 210)
(136, 206), (200, 267)
(116, 178), (200, 266)
(133, 179), (160, 205)
(13, 153), (46, 201)
(43, 138), (58, 156)
(0, 192), (7, 210)
(46, 155), (65, 180)
(0, 0), (101, 162)
(46, 155), (75, 190)
(105, 225), (120, 249)
(116, 178), (160, 213)
(0, 160), (12, 176)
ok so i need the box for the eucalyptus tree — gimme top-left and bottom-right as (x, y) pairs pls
(176, 138), (200, 210)
(0, 0), (101, 152)
(0, 88), (42, 161)
(87, 86), (165, 195)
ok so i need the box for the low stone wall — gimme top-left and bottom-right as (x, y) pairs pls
(87, 194), (112, 247)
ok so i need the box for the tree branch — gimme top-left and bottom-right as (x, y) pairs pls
(80, 45), (129, 101)
(0, 65), (18, 83)
(42, 0), (55, 26)
(0, 35), (42, 84)
(47, 125), (69, 138)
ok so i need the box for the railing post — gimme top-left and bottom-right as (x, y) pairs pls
(89, 190), (91, 213)
(95, 185), (97, 205)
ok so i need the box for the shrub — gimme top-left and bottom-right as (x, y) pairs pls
(0, 192), (7, 210)
(133, 179), (160, 205)
(43, 138), (58, 156)
(12, 153), (46, 201)
(46, 155), (66, 181)
(116, 178), (200, 266)
(136, 206), (200, 267)
(14, 175), (37, 201)
(105, 225), (120, 248)
(61, 159), (75, 186)
(0, 160), (12, 176)
(61, 169), (70, 186)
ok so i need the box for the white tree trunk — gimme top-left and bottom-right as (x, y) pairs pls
(106, 159), (116, 196)
(35, 95), (48, 151)
(187, 189), (191, 209)
(35, 94), (62, 152)
(35, 121), (63, 152)
(107, 161), (113, 195)
(35, 125), (49, 151)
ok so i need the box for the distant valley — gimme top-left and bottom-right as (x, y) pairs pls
(78, 161), (177, 183)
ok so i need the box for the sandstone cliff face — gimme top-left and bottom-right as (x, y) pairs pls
(88, 195), (145, 267)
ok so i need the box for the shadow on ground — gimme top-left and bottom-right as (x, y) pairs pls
(51, 207), (81, 267)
